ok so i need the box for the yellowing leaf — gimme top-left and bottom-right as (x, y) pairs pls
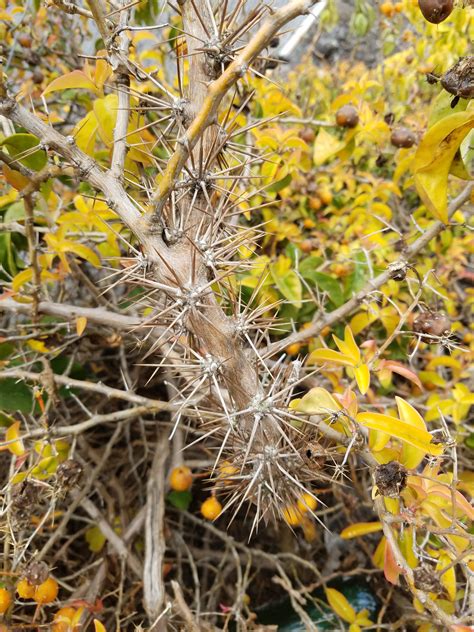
(333, 326), (360, 364)
(76, 316), (87, 336)
(396, 397), (427, 469)
(356, 412), (443, 456)
(308, 349), (355, 367)
(3, 421), (26, 456)
(43, 70), (100, 96)
(340, 522), (383, 539)
(93, 620), (107, 632)
(413, 110), (474, 223)
(436, 553), (456, 601)
(290, 387), (341, 415)
(313, 128), (346, 166)
(354, 364), (370, 395)
(325, 588), (356, 623)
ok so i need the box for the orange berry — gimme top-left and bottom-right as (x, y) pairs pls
(308, 197), (322, 211)
(282, 505), (304, 527)
(0, 588), (12, 614)
(380, 1), (395, 16)
(286, 342), (302, 356)
(297, 493), (318, 513)
(34, 577), (58, 604)
(219, 461), (238, 479)
(169, 466), (193, 492)
(394, 1), (403, 11)
(201, 496), (222, 521)
(52, 607), (77, 632)
(318, 188), (333, 206)
(303, 218), (316, 229)
(300, 239), (315, 253)
(16, 578), (35, 599)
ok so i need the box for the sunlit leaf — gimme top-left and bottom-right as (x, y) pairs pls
(340, 522), (383, 539)
(290, 387), (341, 415)
(356, 412), (443, 456)
(354, 364), (370, 395)
(43, 70), (100, 96)
(325, 588), (357, 623)
(413, 110), (474, 223)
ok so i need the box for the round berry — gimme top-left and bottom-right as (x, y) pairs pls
(52, 607), (77, 632)
(391, 127), (416, 148)
(16, 578), (35, 599)
(282, 505), (304, 527)
(169, 466), (193, 492)
(418, 0), (454, 24)
(297, 493), (318, 513)
(335, 105), (359, 128)
(0, 588), (12, 614)
(201, 496), (222, 521)
(34, 577), (58, 604)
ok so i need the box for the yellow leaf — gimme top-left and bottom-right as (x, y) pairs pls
(436, 553), (456, 601)
(354, 364), (370, 395)
(73, 110), (99, 156)
(356, 412), (443, 456)
(396, 397), (427, 469)
(94, 94), (118, 147)
(43, 70), (100, 97)
(333, 326), (360, 364)
(340, 522), (383, 539)
(308, 349), (355, 367)
(325, 588), (357, 624)
(413, 110), (474, 222)
(290, 387), (341, 416)
(3, 421), (25, 456)
(76, 316), (87, 336)
(313, 128), (347, 166)
(27, 339), (50, 353)
(93, 620), (107, 632)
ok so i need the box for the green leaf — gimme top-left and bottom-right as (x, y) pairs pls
(1, 134), (47, 171)
(299, 255), (323, 279)
(267, 172), (292, 193)
(345, 251), (368, 297)
(0, 378), (34, 413)
(306, 271), (344, 307)
(167, 490), (192, 510)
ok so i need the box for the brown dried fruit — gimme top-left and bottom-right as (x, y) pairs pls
(11, 481), (40, 528)
(418, 0), (454, 24)
(441, 57), (474, 102)
(18, 33), (32, 48)
(335, 105), (359, 128)
(56, 459), (83, 490)
(375, 461), (407, 498)
(413, 311), (451, 337)
(32, 69), (44, 85)
(23, 561), (49, 586)
(391, 127), (416, 148)
(299, 127), (316, 143)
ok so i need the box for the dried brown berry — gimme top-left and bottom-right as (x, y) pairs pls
(335, 105), (359, 128)
(418, 0), (454, 24)
(375, 461), (407, 498)
(11, 481), (40, 528)
(441, 57), (474, 101)
(23, 561), (49, 586)
(413, 311), (451, 337)
(32, 69), (44, 85)
(299, 127), (316, 143)
(56, 459), (83, 490)
(391, 127), (416, 148)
